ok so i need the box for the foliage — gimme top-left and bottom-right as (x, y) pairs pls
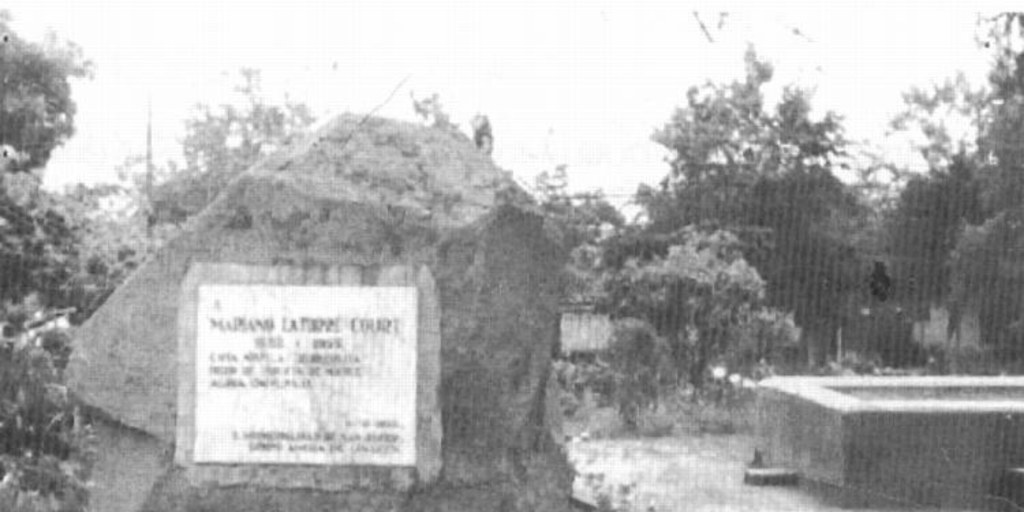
(0, 17), (137, 323)
(886, 155), (984, 310)
(578, 472), (637, 512)
(640, 47), (866, 366)
(950, 208), (1024, 356)
(645, 47), (845, 231)
(148, 68), (316, 225)
(0, 309), (96, 512)
(1, 174), (153, 322)
(0, 175), (79, 309)
(665, 384), (758, 435)
(979, 13), (1024, 213)
(605, 319), (665, 431)
(534, 165), (625, 252)
(922, 343), (1024, 376)
(411, 92), (460, 133)
(937, 13), (1024, 355)
(48, 182), (164, 321)
(884, 64), (991, 320)
(600, 227), (766, 388)
(534, 165), (626, 303)
(0, 14), (94, 311)
(742, 168), (863, 342)
(553, 359), (616, 407)
(0, 11), (92, 173)
(889, 72), (990, 170)
(726, 309), (801, 375)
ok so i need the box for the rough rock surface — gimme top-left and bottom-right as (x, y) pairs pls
(67, 114), (571, 512)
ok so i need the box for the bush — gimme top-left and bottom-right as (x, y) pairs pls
(0, 311), (95, 512)
(607, 319), (666, 432)
(553, 359), (616, 406)
(578, 472), (637, 512)
(923, 344), (1024, 375)
(727, 309), (801, 375)
(665, 381), (758, 435)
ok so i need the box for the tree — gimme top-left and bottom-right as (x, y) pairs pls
(148, 69), (315, 225)
(0, 10), (92, 173)
(642, 47), (864, 365)
(944, 13), (1024, 356)
(534, 165), (625, 251)
(51, 182), (162, 321)
(889, 72), (990, 171)
(0, 173), (78, 308)
(0, 13), (97, 321)
(533, 165), (625, 304)
(979, 12), (1024, 213)
(887, 155), (984, 310)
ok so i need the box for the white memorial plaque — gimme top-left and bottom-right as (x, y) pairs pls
(193, 285), (418, 466)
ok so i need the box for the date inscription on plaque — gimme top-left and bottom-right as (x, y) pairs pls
(193, 285), (417, 466)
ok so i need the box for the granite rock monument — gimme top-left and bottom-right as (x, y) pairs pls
(67, 114), (572, 512)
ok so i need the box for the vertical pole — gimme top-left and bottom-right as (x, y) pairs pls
(837, 326), (843, 361)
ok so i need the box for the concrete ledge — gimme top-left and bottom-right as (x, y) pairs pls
(755, 376), (1024, 509)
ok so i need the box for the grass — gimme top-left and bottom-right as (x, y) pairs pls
(561, 387), (758, 441)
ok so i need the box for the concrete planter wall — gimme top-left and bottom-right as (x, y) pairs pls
(755, 376), (1024, 509)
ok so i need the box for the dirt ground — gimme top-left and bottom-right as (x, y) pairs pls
(567, 436), (915, 512)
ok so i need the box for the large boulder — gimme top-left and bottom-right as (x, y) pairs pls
(67, 114), (571, 512)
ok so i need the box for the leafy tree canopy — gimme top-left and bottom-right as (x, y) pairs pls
(645, 46), (846, 232)
(148, 68), (316, 225)
(534, 164), (625, 251)
(0, 10), (92, 173)
(0, 15), (98, 319)
(636, 47), (865, 365)
(885, 13), (1024, 354)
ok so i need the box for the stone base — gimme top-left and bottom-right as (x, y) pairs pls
(88, 419), (169, 512)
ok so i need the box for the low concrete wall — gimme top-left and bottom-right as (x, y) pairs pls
(755, 376), (1024, 510)
(756, 387), (847, 486)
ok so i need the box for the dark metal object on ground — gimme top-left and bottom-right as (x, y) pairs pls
(743, 467), (799, 486)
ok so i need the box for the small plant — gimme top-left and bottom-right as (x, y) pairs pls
(554, 359), (616, 407)
(580, 471), (637, 512)
(666, 368), (759, 435)
(634, 410), (675, 438)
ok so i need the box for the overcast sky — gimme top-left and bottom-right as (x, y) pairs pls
(3, 1), (1012, 205)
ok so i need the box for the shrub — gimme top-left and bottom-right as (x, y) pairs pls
(606, 319), (665, 432)
(554, 359), (616, 406)
(0, 311), (95, 512)
(923, 343), (1024, 375)
(727, 309), (801, 376)
(579, 472), (637, 512)
(666, 381), (758, 435)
